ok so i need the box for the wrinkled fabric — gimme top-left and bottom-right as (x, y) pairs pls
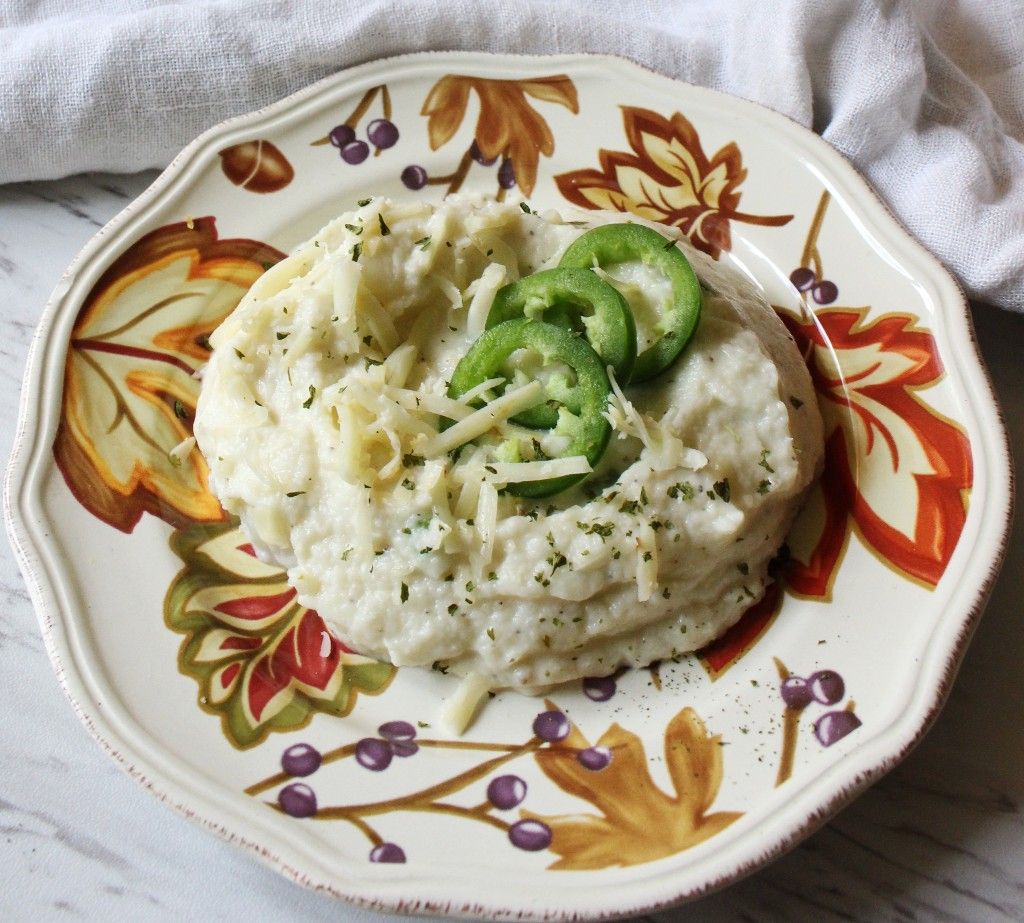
(1, 0), (1021, 308)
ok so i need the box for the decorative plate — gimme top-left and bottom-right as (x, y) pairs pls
(4, 52), (1011, 920)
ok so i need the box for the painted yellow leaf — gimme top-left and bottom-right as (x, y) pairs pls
(523, 706), (742, 869)
(422, 74), (578, 196)
(54, 218), (285, 531)
(422, 76), (472, 151)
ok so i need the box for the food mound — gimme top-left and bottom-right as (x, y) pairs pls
(195, 195), (823, 691)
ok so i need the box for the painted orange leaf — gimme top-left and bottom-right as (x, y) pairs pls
(556, 107), (792, 259)
(165, 520), (395, 748)
(422, 74), (578, 195)
(523, 707), (741, 869)
(699, 581), (783, 678)
(780, 308), (972, 595)
(54, 218), (285, 532)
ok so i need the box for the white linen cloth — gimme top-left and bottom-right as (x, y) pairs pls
(1, 0), (1022, 310)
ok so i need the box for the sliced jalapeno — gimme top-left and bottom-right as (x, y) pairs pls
(486, 268), (634, 429)
(486, 268), (637, 381)
(447, 318), (611, 498)
(559, 223), (701, 383)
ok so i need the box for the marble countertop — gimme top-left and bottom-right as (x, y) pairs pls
(1, 172), (1022, 923)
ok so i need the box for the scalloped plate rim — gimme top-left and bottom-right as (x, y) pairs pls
(3, 50), (1014, 920)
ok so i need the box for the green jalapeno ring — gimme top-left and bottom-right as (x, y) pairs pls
(486, 267), (637, 380)
(447, 318), (612, 498)
(485, 267), (635, 429)
(559, 223), (702, 383)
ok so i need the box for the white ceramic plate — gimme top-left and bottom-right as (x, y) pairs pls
(5, 52), (1012, 919)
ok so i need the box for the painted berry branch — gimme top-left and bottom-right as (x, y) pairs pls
(247, 707), (630, 862)
(311, 85), (400, 164)
(401, 140), (518, 197)
(774, 656), (861, 787)
(251, 725), (549, 861)
(311, 741), (539, 821)
(245, 736), (524, 797)
(789, 190), (839, 305)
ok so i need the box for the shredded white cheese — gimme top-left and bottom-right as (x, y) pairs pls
(451, 447), (491, 519)
(359, 285), (399, 353)
(471, 234), (519, 281)
(419, 380), (544, 457)
(466, 262), (507, 338)
(246, 252), (310, 306)
(457, 376), (506, 406)
(390, 388), (474, 421)
(475, 481), (499, 562)
(169, 435), (196, 467)
(435, 274), (463, 310)
(606, 368), (707, 472)
(331, 260), (360, 331)
(635, 523), (659, 602)
(384, 343), (418, 387)
(438, 671), (491, 735)
(481, 455), (592, 485)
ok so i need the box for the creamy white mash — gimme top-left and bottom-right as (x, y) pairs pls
(195, 195), (823, 690)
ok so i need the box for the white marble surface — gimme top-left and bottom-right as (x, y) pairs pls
(1, 171), (1022, 923)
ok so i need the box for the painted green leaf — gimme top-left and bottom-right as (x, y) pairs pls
(165, 519), (395, 748)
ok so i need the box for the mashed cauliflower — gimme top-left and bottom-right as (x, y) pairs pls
(194, 195), (823, 690)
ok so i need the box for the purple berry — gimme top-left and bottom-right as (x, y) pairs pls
(814, 710), (862, 747)
(378, 721), (416, 742)
(812, 280), (839, 304)
(498, 158), (516, 190)
(278, 782), (317, 818)
(341, 140), (370, 165)
(401, 165), (428, 190)
(582, 675), (616, 702)
(355, 737), (393, 771)
(533, 710), (570, 742)
(390, 740), (419, 758)
(369, 842), (406, 863)
(508, 819), (552, 851)
(329, 124), (356, 148)
(366, 118), (399, 149)
(780, 675), (813, 710)
(789, 267), (816, 291)
(577, 746), (612, 771)
(281, 742), (321, 777)
(470, 139), (497, 166)
(809, 670), (845, 705)
(487, 774), (527, 810)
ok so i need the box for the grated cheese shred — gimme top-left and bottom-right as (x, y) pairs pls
(438, 671), (491, 735)
(635, 523), (659, 602)
(420, 380), (544, 457)
(606, 368), (707, 472)
(475, 481), (499, 562)
(481, 455), (591, 485)
(466, 262), (507, 337)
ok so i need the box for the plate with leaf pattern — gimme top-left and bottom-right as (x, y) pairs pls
(4, 52), (1011, 920)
